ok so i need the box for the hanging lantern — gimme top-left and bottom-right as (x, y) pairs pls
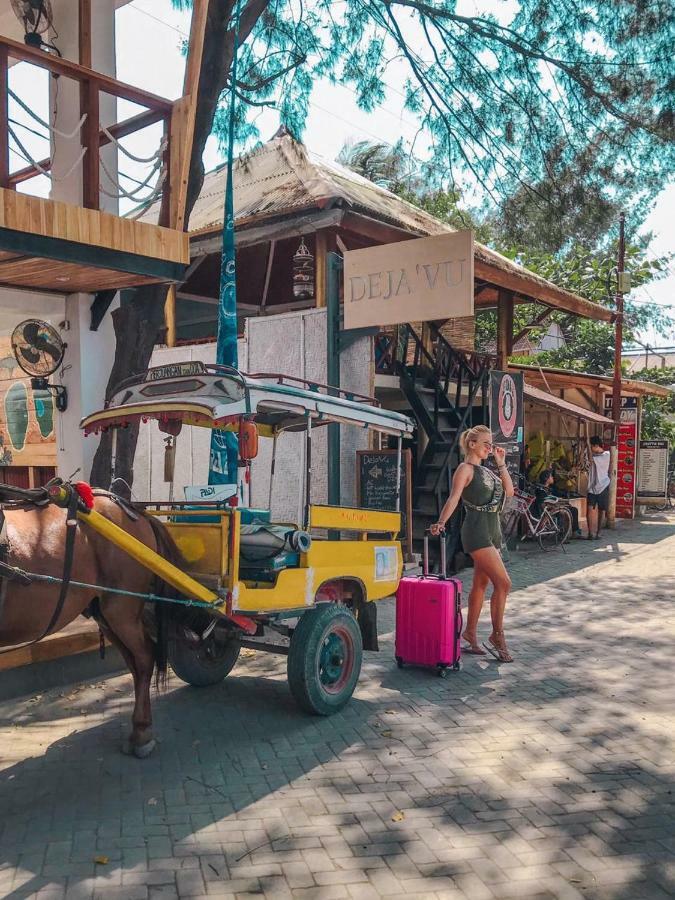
(292, 238), (315, 300)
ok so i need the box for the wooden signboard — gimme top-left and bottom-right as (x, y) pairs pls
(343, 231), (474, 330)
(0, 337), (57, 469)
(356, 449), (413, 557)
(604, 395), (638, 518)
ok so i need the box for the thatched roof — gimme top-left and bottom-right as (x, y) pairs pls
(144, 132), (612, 323)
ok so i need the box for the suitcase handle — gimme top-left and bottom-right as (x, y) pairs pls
(423, 530), (447, 579)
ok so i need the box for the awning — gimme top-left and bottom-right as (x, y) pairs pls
(524, 383), (614, 425)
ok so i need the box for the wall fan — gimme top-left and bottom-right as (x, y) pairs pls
(11, 318), (68, 411)
(10, 0), (56, 52)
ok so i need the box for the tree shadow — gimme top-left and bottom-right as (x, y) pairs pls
(1, 566), (674, 898)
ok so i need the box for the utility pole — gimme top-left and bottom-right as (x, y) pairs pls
(607, 213), (627, 527)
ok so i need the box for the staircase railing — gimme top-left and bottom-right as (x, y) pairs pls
(377, 324), (493, 551)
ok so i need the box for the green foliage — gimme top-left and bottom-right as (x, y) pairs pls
(483, 242), (673, 373)
(631, 367), (675, 444)
(509, 321), (616, 375)
(485, 144), (656, 255)
(173, 0), (674, 209)
(337, 140), (414, 190)
(337, 139), (492, 240)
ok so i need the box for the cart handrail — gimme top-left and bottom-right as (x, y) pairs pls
(113, 363), (244, 396)
(242, 370), (380, 407)
(109, 364), (379, 408)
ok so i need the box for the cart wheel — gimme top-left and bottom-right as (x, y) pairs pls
(169, 630), (240, 687)
(437, 666), (448, 679)
(396, 656), (404, 669)
(287, 603), (362, 716)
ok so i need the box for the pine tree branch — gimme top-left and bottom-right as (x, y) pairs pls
(386, 0), (663, 136)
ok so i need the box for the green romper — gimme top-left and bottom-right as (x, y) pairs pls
(460, 464), (504, 554)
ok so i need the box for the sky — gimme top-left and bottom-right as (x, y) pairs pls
(7, 0), (674, 346)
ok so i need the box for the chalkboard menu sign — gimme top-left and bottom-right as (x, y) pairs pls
(638, 440), (669, 499)
(356, 449), (412, 557)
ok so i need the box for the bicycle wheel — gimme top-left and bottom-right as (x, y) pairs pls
(654, 475), (675, 511)
(552, 506), (574, 544)
(537, 511), (561, 551)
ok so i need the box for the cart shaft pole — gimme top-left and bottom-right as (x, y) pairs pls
(79, 508), (218, 604)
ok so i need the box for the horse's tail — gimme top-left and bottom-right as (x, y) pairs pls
(144, 514), (183, 690)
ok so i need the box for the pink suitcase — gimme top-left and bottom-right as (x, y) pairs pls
(395, 535), (462, 677)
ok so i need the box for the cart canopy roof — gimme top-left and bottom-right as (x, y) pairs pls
(81, 362), (414, 437)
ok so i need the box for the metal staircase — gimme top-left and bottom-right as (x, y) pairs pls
(377, 325), (492, 570)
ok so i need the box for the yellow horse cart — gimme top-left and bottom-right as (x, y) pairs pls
(80, 362), (414, 714)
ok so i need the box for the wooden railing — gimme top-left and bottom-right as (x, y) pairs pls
(374, 324), (492, 381)
(0, 34), (179, 226)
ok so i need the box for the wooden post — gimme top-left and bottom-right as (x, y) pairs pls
(497, 289), (514, 369)
(608, 213), (626, 528)
(169, 0), (208, 230)
(260, 240), (276, 312)
(78, 0), (92, 68)
(158, 114), (171, 228)
(314, 231), (327, 308)
(164, 0), (208, 342)
(81, 79), (99, 209)
(0, 46), (9, 188)
(165, 284), (177, 347)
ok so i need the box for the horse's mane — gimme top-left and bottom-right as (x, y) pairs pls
(142, 513), (184, 690)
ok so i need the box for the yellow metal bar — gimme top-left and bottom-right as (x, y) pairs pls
(144, 509), (230, 519)
(308, 504), (401, 534)
(220, 513), (229, 581)
(227, 508), (241, 591)
(78, 508), (219, 605)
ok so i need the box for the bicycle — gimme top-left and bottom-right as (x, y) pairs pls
(504, 488), (573, 551)
(654, 470), (675, 511)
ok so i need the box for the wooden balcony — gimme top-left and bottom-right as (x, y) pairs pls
(0, 35), (190, 293)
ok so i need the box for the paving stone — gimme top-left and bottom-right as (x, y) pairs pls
(1, 515), (673, 900)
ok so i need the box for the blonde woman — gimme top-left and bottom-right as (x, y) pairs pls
(430, 425), (515, 662)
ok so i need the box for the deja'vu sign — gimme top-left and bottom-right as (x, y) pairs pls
(343, 231), (474, 330)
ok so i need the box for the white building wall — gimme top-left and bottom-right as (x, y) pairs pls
(135, 308), (373, 521)
(50, 0), (120, 479)
(537, 323), (565, 352)
(0, 1), (121, 479)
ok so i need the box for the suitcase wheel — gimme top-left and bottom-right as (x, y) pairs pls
(395, 656), (404, 669)
(437, 666), (448, 679)
(453, 661), (460, 672)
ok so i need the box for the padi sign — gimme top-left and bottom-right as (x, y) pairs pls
(343, 231), (474, 330)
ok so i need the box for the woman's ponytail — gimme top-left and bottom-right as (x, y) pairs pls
(459, 425), (492, 457)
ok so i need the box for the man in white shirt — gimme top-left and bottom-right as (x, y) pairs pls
(587, 435), (611, 539)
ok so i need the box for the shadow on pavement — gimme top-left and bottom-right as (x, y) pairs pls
(0, 568), (673, 898)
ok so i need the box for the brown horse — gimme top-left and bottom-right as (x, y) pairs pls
(0, 493), (178, 758)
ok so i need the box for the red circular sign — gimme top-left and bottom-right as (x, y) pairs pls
(498, 375), (518, 439)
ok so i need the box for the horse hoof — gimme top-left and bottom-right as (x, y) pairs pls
(133, 739), (156, 759)
(121, 738), (156, 758)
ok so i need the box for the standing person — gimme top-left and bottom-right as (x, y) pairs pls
(430, 425), (515, 662)
(587, 435), (611, 540)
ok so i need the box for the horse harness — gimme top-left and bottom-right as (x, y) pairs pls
(0, 481), (139, 652)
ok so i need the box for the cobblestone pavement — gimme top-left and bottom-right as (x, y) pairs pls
(1, 513), (674, 900)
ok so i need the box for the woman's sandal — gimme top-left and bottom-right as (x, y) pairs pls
(462, 633), (487, 656)
(483, 630), (514, 663)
